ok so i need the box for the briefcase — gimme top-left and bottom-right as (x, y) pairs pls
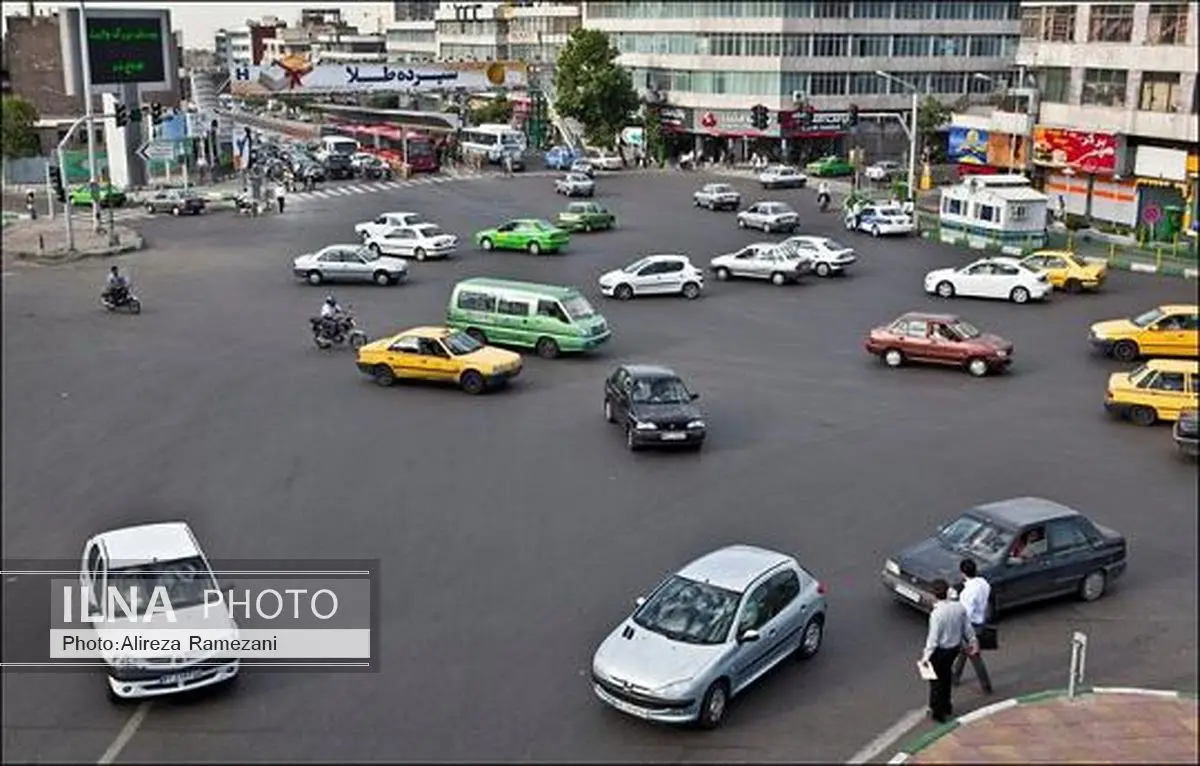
(977, 624), (999, 651)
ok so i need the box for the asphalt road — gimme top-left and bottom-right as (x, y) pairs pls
(3, 171), (1197, 763)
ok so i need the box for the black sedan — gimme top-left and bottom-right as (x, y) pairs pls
(603, 364), (706, 451)
(1175, 409), (1199, 457)
(881, 497), (1126, 620)
(144, 190), (206, 216)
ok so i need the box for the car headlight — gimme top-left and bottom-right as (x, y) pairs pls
(994, 349), (1008, 358)
(635, 421), (657, 430)
(885, 559), (900, 576)
(687, 420), (706, 429)
(655, 679), (696, 699)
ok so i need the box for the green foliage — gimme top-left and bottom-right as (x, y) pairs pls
(1, 95), (41, 159)
(470, 97), (513, 126)
(916, 96), (951, 156)
(553, 28), (640, 148)
(642, 105), (665, 163)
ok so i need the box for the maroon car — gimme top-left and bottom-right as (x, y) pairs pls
(865, 311), (1013, 377)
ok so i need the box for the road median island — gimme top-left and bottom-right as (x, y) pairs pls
(2, 217), (144, 263)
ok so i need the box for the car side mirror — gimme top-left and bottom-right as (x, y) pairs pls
(737, 629), (760, 644)
(690, 392), (700, 401)
(634, 596), (646, 607)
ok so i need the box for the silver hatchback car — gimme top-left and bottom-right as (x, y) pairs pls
(591, 545), (827, 729)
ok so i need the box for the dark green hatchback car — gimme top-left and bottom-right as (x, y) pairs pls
(555, 201), (616, 233)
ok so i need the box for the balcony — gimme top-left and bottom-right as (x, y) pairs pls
(1039, 102), (1198, 143)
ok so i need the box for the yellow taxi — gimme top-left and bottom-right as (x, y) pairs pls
(1088, 304), (1199, 362)
(1105, 358), (1199, 426)
(355, 326), (522, 394)
(1020, 250), (1107, 292)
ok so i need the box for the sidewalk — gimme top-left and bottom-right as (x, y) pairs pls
(1, 216), (143, 261)
(889, 688), (1197, 763)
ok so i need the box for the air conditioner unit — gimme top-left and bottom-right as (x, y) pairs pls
(792, 90), (805, 103)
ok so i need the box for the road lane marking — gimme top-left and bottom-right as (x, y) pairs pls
(97, 701), (151, 764)
(846, 707), (927, 764)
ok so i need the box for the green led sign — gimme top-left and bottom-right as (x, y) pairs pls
(86, 17), (166, 86)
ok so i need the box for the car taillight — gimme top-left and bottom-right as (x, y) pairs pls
(1105, 390), (1113, 400)
(817, 581), (826, 595)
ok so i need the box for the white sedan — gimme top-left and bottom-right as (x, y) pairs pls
(364, 223), (458, 261)
(864, 160), (901, 182)
(845, 204), (915, 237)
(587, 150), (624, 171)
(599, 254), (704, 300)
(780, 235), (857, 277)
(758, 165), (808, 189)
(737, 201), (799, 233)
(293, 244), (409, 286)
(924, 257), (1052, 304)
(355, 211), (423, 240)
(710, 243), (811, 285)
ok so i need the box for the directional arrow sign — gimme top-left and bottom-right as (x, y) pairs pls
(137, 140), (178, 162)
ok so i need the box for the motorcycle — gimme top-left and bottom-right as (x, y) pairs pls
(101, 287), (141, 314)
(310, 312), (367, 350)
(236, 194), (263, 216)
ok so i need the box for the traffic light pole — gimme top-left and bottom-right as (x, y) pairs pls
(56, 114), (92, 252)
(77, 0), (102, 234)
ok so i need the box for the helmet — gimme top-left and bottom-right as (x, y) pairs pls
(324, 295), (336, 305)
(110, 265), (119, 275)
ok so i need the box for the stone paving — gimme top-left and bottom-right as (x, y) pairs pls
(1, 216), (141, 260)
(902, 691), (1198, 764)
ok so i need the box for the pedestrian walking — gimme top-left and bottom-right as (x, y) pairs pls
(26, 190), (37, 220)
(503, 152), (514, 177)
(952, 559), (994, 694)
(275, 182), (286, 214)
(921, 578), (977, 723)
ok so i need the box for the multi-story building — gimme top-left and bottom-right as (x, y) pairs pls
(435, 1), (579, 64)
(1012, 1), (1196, 234)
(386, 2), (436, 64)
(583, 0), (1021, 162)
(214, 29), (232, 71)
(394, 1), (438, 22)
(221, 17), (288, 67)
(263, 27), (388, 65)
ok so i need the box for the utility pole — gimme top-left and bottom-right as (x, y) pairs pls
(78, 0), (102, 233)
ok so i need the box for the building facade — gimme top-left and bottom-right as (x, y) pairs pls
(1013, 1), (1197, 237)
(582, 0), (1020, 161)
(434, 1), (580, 64)
(394, 1), (439, 21)
(219, 17), (288, 67)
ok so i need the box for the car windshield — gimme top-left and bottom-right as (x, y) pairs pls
(568, 204), (590, 213)
(530, 220), (553, 231)
(359, 248), (380, 262)
(623, 257), (652, 273)
(631, 376), (692, 404)
(105, 556), (217, 616)
(632, 575), (740, 645)
(443, 331), (482, 355)
(937, 515), (1015, 561)
(562, 295), (595, 320)
(878, 207), (905, 217)
(711, 185), (733, 193)
(1131, 308), (1165, 327)
(950, 321), (981, 339)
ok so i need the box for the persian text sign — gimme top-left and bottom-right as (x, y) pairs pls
(229, 62), (527, 96)
(1032, 127), (1118, 175)
(948, 126), (989, 165)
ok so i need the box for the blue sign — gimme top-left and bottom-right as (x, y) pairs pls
(948, 125), (989, 165)
(161, 113), (188, 141)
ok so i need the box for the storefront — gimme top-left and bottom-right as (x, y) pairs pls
(683, 109), (847, 165)
(1131, 145), (1192, 242)
(1033, 126), (1132, 225)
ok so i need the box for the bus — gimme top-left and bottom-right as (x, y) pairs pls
(460, 124), (526, 165)
(343, 125), (439, 173)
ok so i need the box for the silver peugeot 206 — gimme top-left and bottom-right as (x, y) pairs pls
(591, 544), (827, 729)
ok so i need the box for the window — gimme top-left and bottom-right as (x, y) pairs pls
(1025, 5), (1077, 41)
(932, 35), (967, 56)
(782, 34), (810, 57)
(935, 1), (971, 19)
(813, 34), (848, 56)
(738, 581), (774, 633)
(975, 204), (998, 222)
(1047, 519), (1092, 552)
(895, 1), (932, 19)
(1139, 71), (1181, 113)
(389, 336), (421, 353)
(930, 72), (965, 94)
(456, 290), (496, 312)
(1082, 68), (1128, 107)
(943, 197), (963, 215)
(893, 34), (930, 56)
(1150, 372), (1186, 391)
(762, 570), (802, 619)
(1038, 67), (1072, 103)
(852, 34), (890, 57)
(809, 71), (848, 95)
(972, 1), (1013, 20)
(902, 319), (928, 337)
(536, 299), (568, 323)
(1089, 3), (1133, 42)
(813, 1), (851, 17)
(969, 36), (1002, 56)
(850, 71), (887, 94)
(496, 298), (528, 316)
(1147, 3), (1189, 44)
(1010, 204), (1028, 222)
(853, 0), (892, 17)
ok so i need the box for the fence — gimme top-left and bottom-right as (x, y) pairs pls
(4, 150), (226, 188)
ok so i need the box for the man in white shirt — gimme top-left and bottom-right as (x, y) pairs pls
(922, 578), (977, 723)
(952, 558), (994, 694)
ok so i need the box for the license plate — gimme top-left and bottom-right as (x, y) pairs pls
(661, 432), (687, 441)
(894, 583), (922, 603)
(160, 669), (206, 685)
(608, 695), (653, 719)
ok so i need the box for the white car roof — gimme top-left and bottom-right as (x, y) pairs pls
(677, 544), (794, 593)
(94, 522), (200, 566)
(410, 222), (440, 231)
(384, 212), (418, 219)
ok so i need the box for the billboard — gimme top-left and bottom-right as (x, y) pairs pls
(948, 126), (989, 165)
(60, 7), (176, 95)
(229, 60), (527, 96)
(1032, 127), (1118, 175)
(986, 132), (1030, 169)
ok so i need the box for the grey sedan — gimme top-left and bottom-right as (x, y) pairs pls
(555, 173), (595, 197)
(591, 544), (826, 729)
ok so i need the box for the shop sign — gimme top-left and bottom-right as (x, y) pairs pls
(948, 126), (988, 165)
(1032, 127), (1118, 175)
(986, 132), (1030, 169)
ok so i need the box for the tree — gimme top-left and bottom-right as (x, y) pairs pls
(642, 104), (665, 164)
(1, 95), (41, 159)
(470, 97), (513, 126)
(553, 28), (639, 149)
(916, 95), (952, 162)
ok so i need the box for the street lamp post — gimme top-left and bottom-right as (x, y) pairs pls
(875, 70), (919, 202)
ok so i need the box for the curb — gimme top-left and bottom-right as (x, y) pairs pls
(886, 687), (1195, 764)
(10, 230), (146, 263)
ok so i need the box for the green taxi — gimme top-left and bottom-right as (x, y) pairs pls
(69, 184), (127, 207)
(555, 201), (616, 233)
(805, 155), (855, 177)
(474, 218), (571, 255)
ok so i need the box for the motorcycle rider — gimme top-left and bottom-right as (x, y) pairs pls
(318, 294), (347, 339)
(104, 265), (129, 303)
(817, 181), (832, 210)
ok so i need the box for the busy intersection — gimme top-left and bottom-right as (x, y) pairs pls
(2, 166), (1197, 762)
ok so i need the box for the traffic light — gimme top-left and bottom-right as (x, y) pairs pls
(114, 103), (128, 128)
(750, 104), (769, 131)
(130, 105), (143, 124)
(48, 165), (65, 203)
(150, 102), (163, 125)
(848, 103), (859, 127)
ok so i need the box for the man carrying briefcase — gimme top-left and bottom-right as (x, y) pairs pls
(953, 558), (995, 694)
